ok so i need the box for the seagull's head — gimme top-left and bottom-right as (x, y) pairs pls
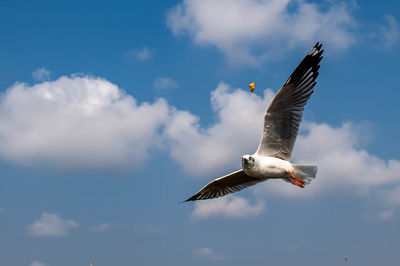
(242, 155), (255, 168)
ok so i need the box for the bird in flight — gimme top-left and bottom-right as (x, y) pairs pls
(184, 42), (323, 202)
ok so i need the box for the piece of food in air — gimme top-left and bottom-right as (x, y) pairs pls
(249, 81), (255, 92)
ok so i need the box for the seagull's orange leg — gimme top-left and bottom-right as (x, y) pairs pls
(286, 178), (304, 188)
(288, 170), (305, 184)
(287, 171), (305, 188)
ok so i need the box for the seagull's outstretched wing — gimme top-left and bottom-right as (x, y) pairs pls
(256, 42), (323, 160)
(184, 170), (266, 202)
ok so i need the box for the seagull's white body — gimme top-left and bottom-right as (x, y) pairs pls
(184, 43), (323, 202)
(243, 154), (292, 179)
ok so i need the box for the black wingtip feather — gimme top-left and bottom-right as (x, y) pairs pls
(314, 42), (322, 50)
(183, 195), (197, 202)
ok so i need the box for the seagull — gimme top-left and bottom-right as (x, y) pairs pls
(184, 42), (324, 202)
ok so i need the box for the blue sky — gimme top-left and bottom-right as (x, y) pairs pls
(0, 0), (400, 265)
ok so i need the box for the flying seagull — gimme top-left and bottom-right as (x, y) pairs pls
(184, 42), (323, 202)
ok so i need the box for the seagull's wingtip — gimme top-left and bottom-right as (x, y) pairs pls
(180, 196), (195, 203)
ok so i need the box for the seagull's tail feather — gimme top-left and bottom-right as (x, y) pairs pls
(291, 165), (317, 184)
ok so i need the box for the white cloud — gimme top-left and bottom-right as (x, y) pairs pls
(125, 46), (153, 61)
(1, 74), (399, 218)
(192, 195), (265, 219)
(165, 82), (274, 176)
(379, 15), (399, 48)
(0, 76), (268, 173)
(153, 77), (179, 90)
(0, 75), (169, 169)
(167, 0), (356, 65)
(32, 68), (51, 81)
(88, 222), (112, 233)
(193, 247), (224, 262)
(27, 212), (79, 237)
(30, 261), (46, 266)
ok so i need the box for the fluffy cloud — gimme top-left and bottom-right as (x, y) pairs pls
(192, 195), (265, 219)
(167, 0), (356, 65)
(2, 75), (399, 209)
(0, 76), (269, 173)
(0, 75), (169, 169)
(27, 212), (79, 237)
(193, 247), (224, 261)
(1, 73), (399, 220)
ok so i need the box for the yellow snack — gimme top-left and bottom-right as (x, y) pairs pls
(249, 81), (255, 92)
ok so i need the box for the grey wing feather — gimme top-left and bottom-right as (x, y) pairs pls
(184, 170), (266, 201)
(256, 42), (323, 160)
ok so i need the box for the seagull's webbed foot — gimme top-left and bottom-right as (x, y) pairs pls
(287, 170), (305, 188)
(286, 178), (304, 188)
